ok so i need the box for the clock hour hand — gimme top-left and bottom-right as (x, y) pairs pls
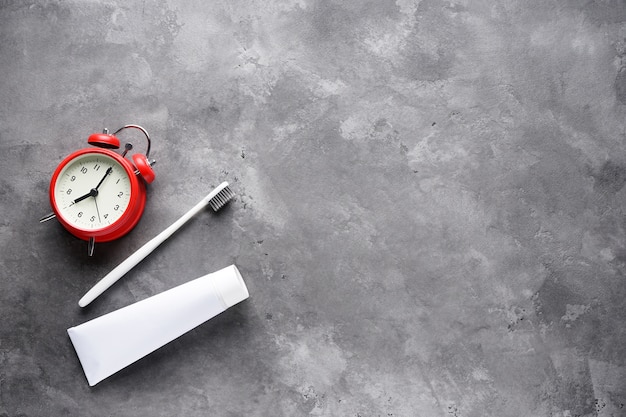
(73, 167), (113, 204)
(73, 188), (97, 204)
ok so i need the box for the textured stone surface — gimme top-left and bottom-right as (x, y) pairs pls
(1, 0), (626, 416)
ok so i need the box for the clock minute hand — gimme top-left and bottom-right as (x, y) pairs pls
(73, 167), (113, 204)
(94, 167), (113, 191)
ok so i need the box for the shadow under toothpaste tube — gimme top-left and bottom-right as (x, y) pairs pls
(67, 264), (249, 386)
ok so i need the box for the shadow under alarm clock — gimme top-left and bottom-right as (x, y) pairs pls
(40, 125), (156, 256)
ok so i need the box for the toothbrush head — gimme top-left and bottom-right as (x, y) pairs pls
(208, 182), (234, 211)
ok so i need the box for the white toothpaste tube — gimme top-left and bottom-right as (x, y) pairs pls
(67, 265), (249, 386)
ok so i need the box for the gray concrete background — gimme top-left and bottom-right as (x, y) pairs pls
(1, 0), (626, 416)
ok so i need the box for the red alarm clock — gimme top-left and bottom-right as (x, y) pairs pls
(40, 125), (156, 256)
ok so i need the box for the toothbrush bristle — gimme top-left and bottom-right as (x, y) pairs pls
(209, 185), (234, 211)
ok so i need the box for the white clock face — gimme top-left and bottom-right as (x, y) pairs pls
(53, 153), (132, 231)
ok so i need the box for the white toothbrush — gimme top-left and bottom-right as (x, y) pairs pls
(78, 182), (234, 307)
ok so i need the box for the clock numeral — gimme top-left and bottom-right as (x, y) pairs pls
(113, 205), (120, 211)
(104, 213), (109, 219)
(93, 164), (101, 171)
(116, 178), (121, 184)
(80, 167), (88, 174)
(117, 192), (124, 198)
(90, 216), (96, 222)
(70, 175), (76, 182)
(78, 212), (83, 218)
(66, 188), (72, 195)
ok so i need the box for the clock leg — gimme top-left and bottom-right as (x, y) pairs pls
(88, 236), (96, 257)
(39, 212), (56, 223)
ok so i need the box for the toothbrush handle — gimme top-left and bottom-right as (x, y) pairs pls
(78, 197), (211, 307)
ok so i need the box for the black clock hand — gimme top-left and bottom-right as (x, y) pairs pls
(73, 167), (113, 204)
(94, 167), (113, 191)
(73, 188), (97, 204)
